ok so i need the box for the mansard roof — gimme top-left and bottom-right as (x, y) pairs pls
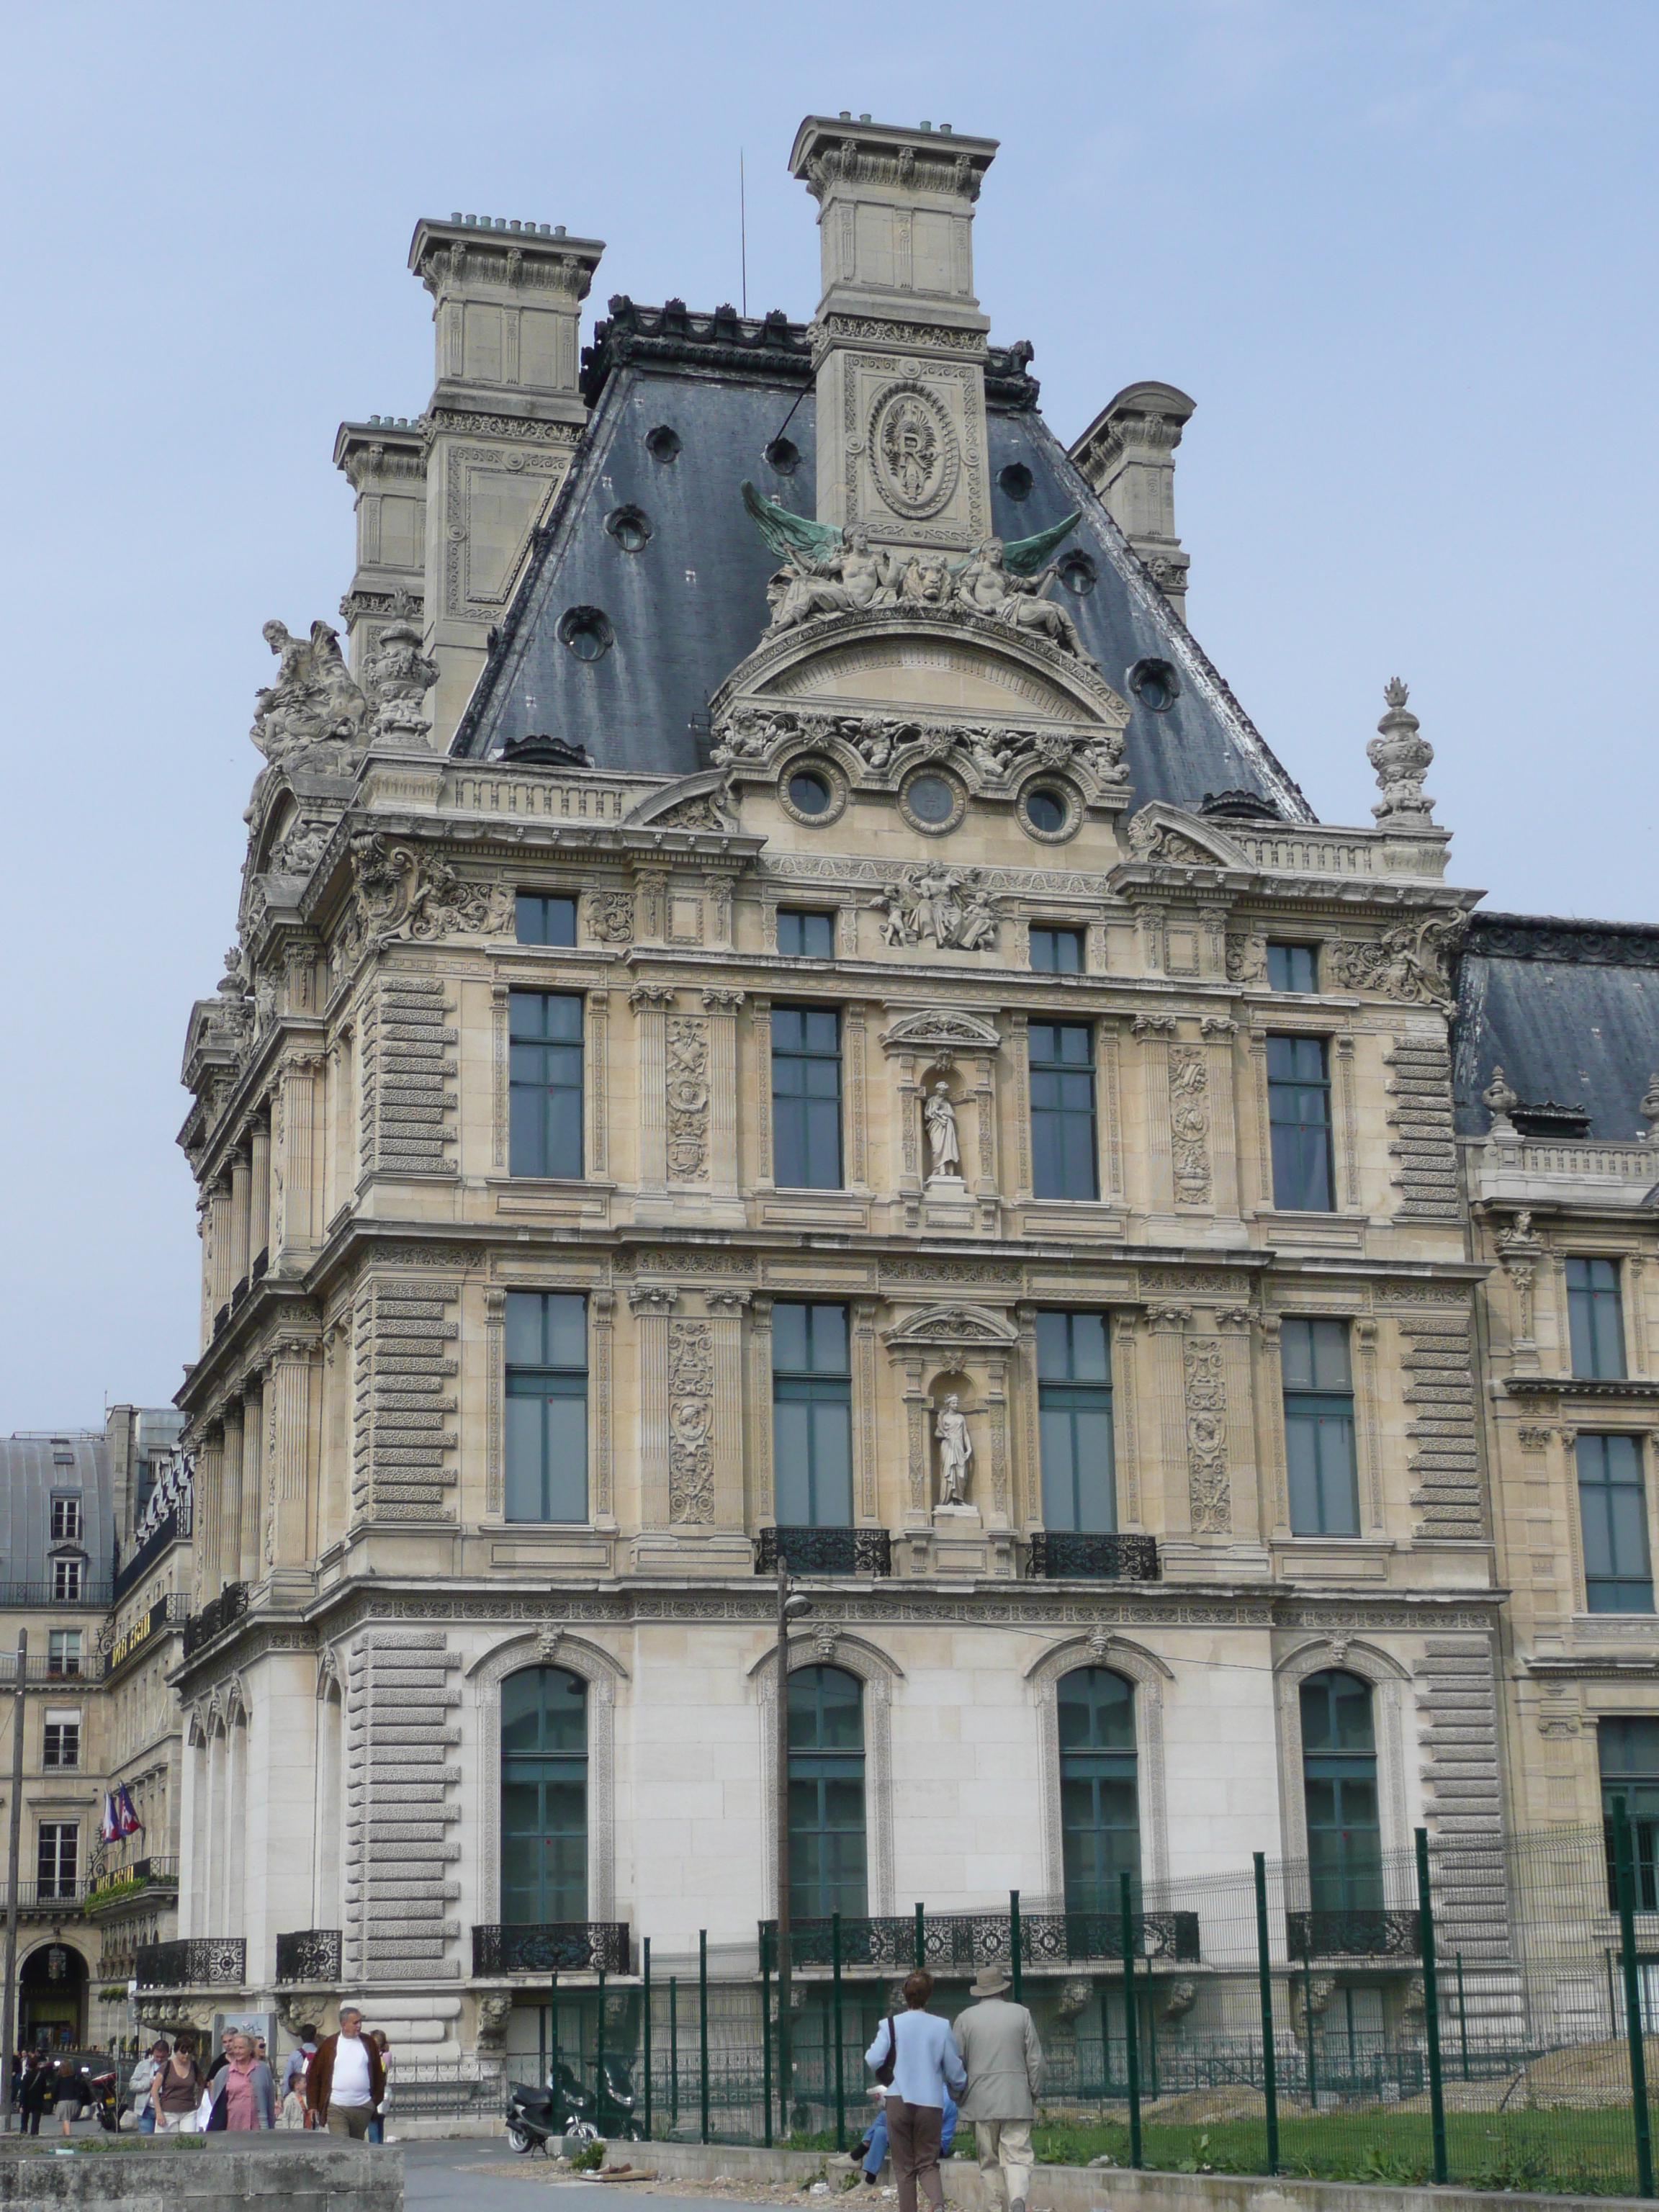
(1452, 911), (1659, 1142)
(0, 1431), (112, 1591)
(452, 305), (1312, 823)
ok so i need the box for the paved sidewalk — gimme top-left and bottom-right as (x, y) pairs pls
(403, 2139), (791, 2212)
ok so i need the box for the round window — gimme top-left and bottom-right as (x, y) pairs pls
(1129, 657), (1180, 712)
(787, 768), (832, 817)
(606, 505), (652, 552)
(1058, 550), (1097, 596)
(906, 774), (956, 824)
(998, 463), (1033, 503)
(645, 425), (681, 463)
(765, 436), (801, 477)
(1023, 787), (1069, 835)
(558, 606), (615, 662)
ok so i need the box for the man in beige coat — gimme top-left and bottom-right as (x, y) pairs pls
(952, 1966), (1045, 2212)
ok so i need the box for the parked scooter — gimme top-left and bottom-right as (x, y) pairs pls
(505, 2056), (643, 2154)
(89, 2067), (121, 2134)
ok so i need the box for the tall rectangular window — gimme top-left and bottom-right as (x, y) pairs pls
(509, 991), (584, 1178)
(772, 1305), (854, 1527)
(777, 910), (835, 959)
(1030, 925), (1084, 975)
(1268, 1035), (1334, 1211)
(1579, 1434), (1653, 1612)
(1568, 1258), (1627, 1380)
(1037, 1311), (1116, 1532)
(47, 1630), (81, 1678)
(52, 1557), (83, 1602)
(49, 1497), (81, 1543)
(1030, 1022), (1098, 1200)
(505, 1293), (588, 1523)
(1268, 943), (1318, 993)
(516, 893), (578, 947)
(772, 1007), (842, 1190)
(1282, 1319), (1359, 1536)
(1601, 1717), (1659, 1912)
(42, 1714), (80, 1771)
(37, 1822), (78, 1899)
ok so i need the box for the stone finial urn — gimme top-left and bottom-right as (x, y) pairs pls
(1367, 678), (1436, 823)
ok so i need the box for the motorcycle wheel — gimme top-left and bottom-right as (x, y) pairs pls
(507, 2125), (534, 2154)
(623, 2118), (646, 2142)
(565, 2120), (599, 2148)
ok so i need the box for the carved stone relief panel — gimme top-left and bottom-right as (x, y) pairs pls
(1169, 1045), (1213, 1206)
(665, 1017), (711, 1183)
(667, 1321), (715, 1525)
(1184, 1335), (1230, 1534)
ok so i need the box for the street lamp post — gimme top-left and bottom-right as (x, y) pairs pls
(1, 1631), (25, 2132)
(774, 1557), (809, 2142)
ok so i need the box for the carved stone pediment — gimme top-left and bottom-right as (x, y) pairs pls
(881, 1007), (1002, 1056)
(1119, 803), (1249, 873)
(882, 1303), (1020, 1352)
(621, 770), (741, 832)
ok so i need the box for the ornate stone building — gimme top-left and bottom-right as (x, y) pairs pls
(156, 111), (1656, 2076)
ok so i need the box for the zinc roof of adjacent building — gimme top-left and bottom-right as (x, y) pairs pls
(0, 1431), (113, 1596)
(452, 302), (1313, 822)
(1452, 913), (1659, 1143)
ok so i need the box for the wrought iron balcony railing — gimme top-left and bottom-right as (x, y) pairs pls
(764, 1906), (1200, 1971)
(85, 1858), (179, 1910)
(114, 1509), (194, 1601)
(1027, 1532), (1159, 1582)
(135, 1936), (248, 1989)
(1285, 1907), (1421, 1960)
(183, 1580), (248, 1658)
(1, 1879), (90, 1913)
(276, 1928), (343, 1984)
(0, 1581), (114, 1610)
(472, 1923), (631, 1977)
(755, 1527), (892, 1577)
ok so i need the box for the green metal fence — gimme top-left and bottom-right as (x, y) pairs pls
(534, 1818), (1659, 2195)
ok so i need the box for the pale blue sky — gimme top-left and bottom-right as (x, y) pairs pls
(2, 1), (1655, 1424)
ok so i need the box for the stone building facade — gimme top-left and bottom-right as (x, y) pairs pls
(153, 112), (1657, 2074)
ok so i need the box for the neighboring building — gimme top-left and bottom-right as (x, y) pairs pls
(0, 1408), (185, 2051)
(153, 109), (1654, 2081)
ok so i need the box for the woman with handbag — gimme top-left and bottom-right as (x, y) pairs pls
(863, 1973), (966, 2212)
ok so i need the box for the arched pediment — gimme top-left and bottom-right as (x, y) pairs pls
(881, 1006), (1002, 1056)
(619, 770), (740, 832)
(881, 1303), (1020, 1352)
(1119, 802), (1249, 872)
(711, 604), (1130, 732)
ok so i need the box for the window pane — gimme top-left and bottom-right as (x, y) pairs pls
(1031, 926), (1084, 974)
(1268, 943), (1318, 993)
(1268, 1035), (1334, 1212)
(773, 1007), (842, 1190)
(505, 1397), (547, 1521)
(778, 911), (835, 959)
(500, 1668), (588, 1923)
(772, 1302), (809, 1375)
(1580, 1434), (1654, 1609)
(543, 1293), (588, 1370)
(773, 1401), (814, 1524)
(544, 1395), (588, 1523)
(807, 1401), (854, 1524)
(1030, 1025), (1097, 1201)
(805, 1304), (848, 1373)
(509, 992), (585, 1178)
(1568, 1257), (1627, 1380)
(516, 894), (578, 947)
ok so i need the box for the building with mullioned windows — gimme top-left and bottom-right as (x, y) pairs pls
(145, 109), (1659, 2084)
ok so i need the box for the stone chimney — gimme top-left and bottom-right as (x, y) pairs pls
(1069, 381), (1196, 623)
(789, 114), (997, 551)
(405, 214), (605, 745)
(333, 417), (426, 681)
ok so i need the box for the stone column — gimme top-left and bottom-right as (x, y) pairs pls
(229, 1149), (252, 1292)
(491, 983), (510, 1172)
(219, 1407), (244, 1591)
(751, 999), (774, 1190)
(853, 1299), (880, 1524)
(631, 985), (673, 1195)
(249, 1120), (271, 1269)
(1218, 1308), (1258, 1541)
(845, 1002), (869, 1190)
(207, 1179), (233, 1320)
(1110, 1309), (1143, 1528)
(1334, 1035), (1360, 1210)
(275, 1056), (321, 1266)
(195, 1427), (223, 1603)
(268, 1342), (317, 1572)
(1354, 1316), (1384, 1532)
(985, 1351), (1011, 1527)
(702, 989), (745, 1196)
(1147, 1305), (1190, 1534)
(1097, 1020), (1125, 1202)
(1007, 1013), (1031, 1201)
(1630, 1256), (1652, 1379)
(240, 1379), (264, 1583)
(586, 989), (610, 1183)
(485, 1288), (506, 1516)
(749, 1294), (775, 1525)
(899, 1354), (930, 1524)
(1258, 1316), (1290, 1534)
(1015, 1304), (1042, 1531)
(706, 1290), (750, 1531)
(197, 1193), (213, 1351)
(631, 1285), (676, 1527)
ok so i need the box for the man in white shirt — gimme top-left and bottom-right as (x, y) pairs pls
(864, 1972), (966, 2212)
(305, 2008), (385, 2140)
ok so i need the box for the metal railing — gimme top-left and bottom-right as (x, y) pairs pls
(183, 1579), (248, 1657)
(85, 1857), (180, 1908)
(764, 1905), (1200, 1972)
(1027, 1531), (1159, 1581)
(754, 1527), (892, 1577)
(1, 1879), (90, 1911)
(472, 1922), (631, 1976)
(114, 1506), (192, 1600)
(108, 1593), (190, 1672)
(0, 1581), (114, 1609)
(0, 1652), (107, 1685)
(134, 1936), (247, 1988)
(276, 1928), (343, 1983)
(1285, 1905), (1421, 1959)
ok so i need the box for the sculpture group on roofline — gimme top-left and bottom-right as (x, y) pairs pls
(710, 702), (1125, 786)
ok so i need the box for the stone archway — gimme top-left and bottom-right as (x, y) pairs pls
(21, 1938), (88, 2051)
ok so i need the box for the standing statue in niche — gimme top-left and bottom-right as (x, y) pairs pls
(924, 1083), (962, 1182)
(935, 1393), (973, 1507)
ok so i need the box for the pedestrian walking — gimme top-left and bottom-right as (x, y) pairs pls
(305, 2008), (385, 2140)
(863, 1972), (966, 2212)
(54, 2057), (84, 2139)
(204, 2031), (276, 2131)
(128, 2040), (168, 2134)
(152, 2036), (204, 2134)
(280, 2025), (318, 2127)
(367, 2032), (391, 2144)
(950, 1965), (1045, 2212)
(19, 2054), (50, 2136)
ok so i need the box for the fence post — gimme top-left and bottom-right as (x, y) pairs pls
(914, 1901), (925, 1971)
(1456, 1951), (1470, 2083)
(596, 1961), (607, 2126)
(1120, 1869), (1141, 2170)
(1303, 1951), (1317, 2114)
(699, 1930), (710, 2146)
(1252, 1851), (1279, 2177)
(1614, 1797), (1655, 2198)
(670, 1977), (679, 2131)
(643, 1940), (652, 2144)
(833, 1910), (847, 2151)
(761, 1925), (773, 2149)
(1414, 1827), (1448, 2186)
(1010, 1888), (1022, 2007)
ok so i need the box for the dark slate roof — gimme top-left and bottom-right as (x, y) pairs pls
(454, 305), (1312, 821)
(1452, 912), (1659, 1141)
(0, 1431), (113, 1594)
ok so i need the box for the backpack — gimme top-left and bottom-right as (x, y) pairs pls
(873, 2013), (898, 2088)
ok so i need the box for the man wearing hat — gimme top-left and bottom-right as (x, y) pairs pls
(952, 1965), (1045, 2212)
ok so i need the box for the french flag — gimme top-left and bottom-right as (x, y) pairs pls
(116, 1784), (143, 1837)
